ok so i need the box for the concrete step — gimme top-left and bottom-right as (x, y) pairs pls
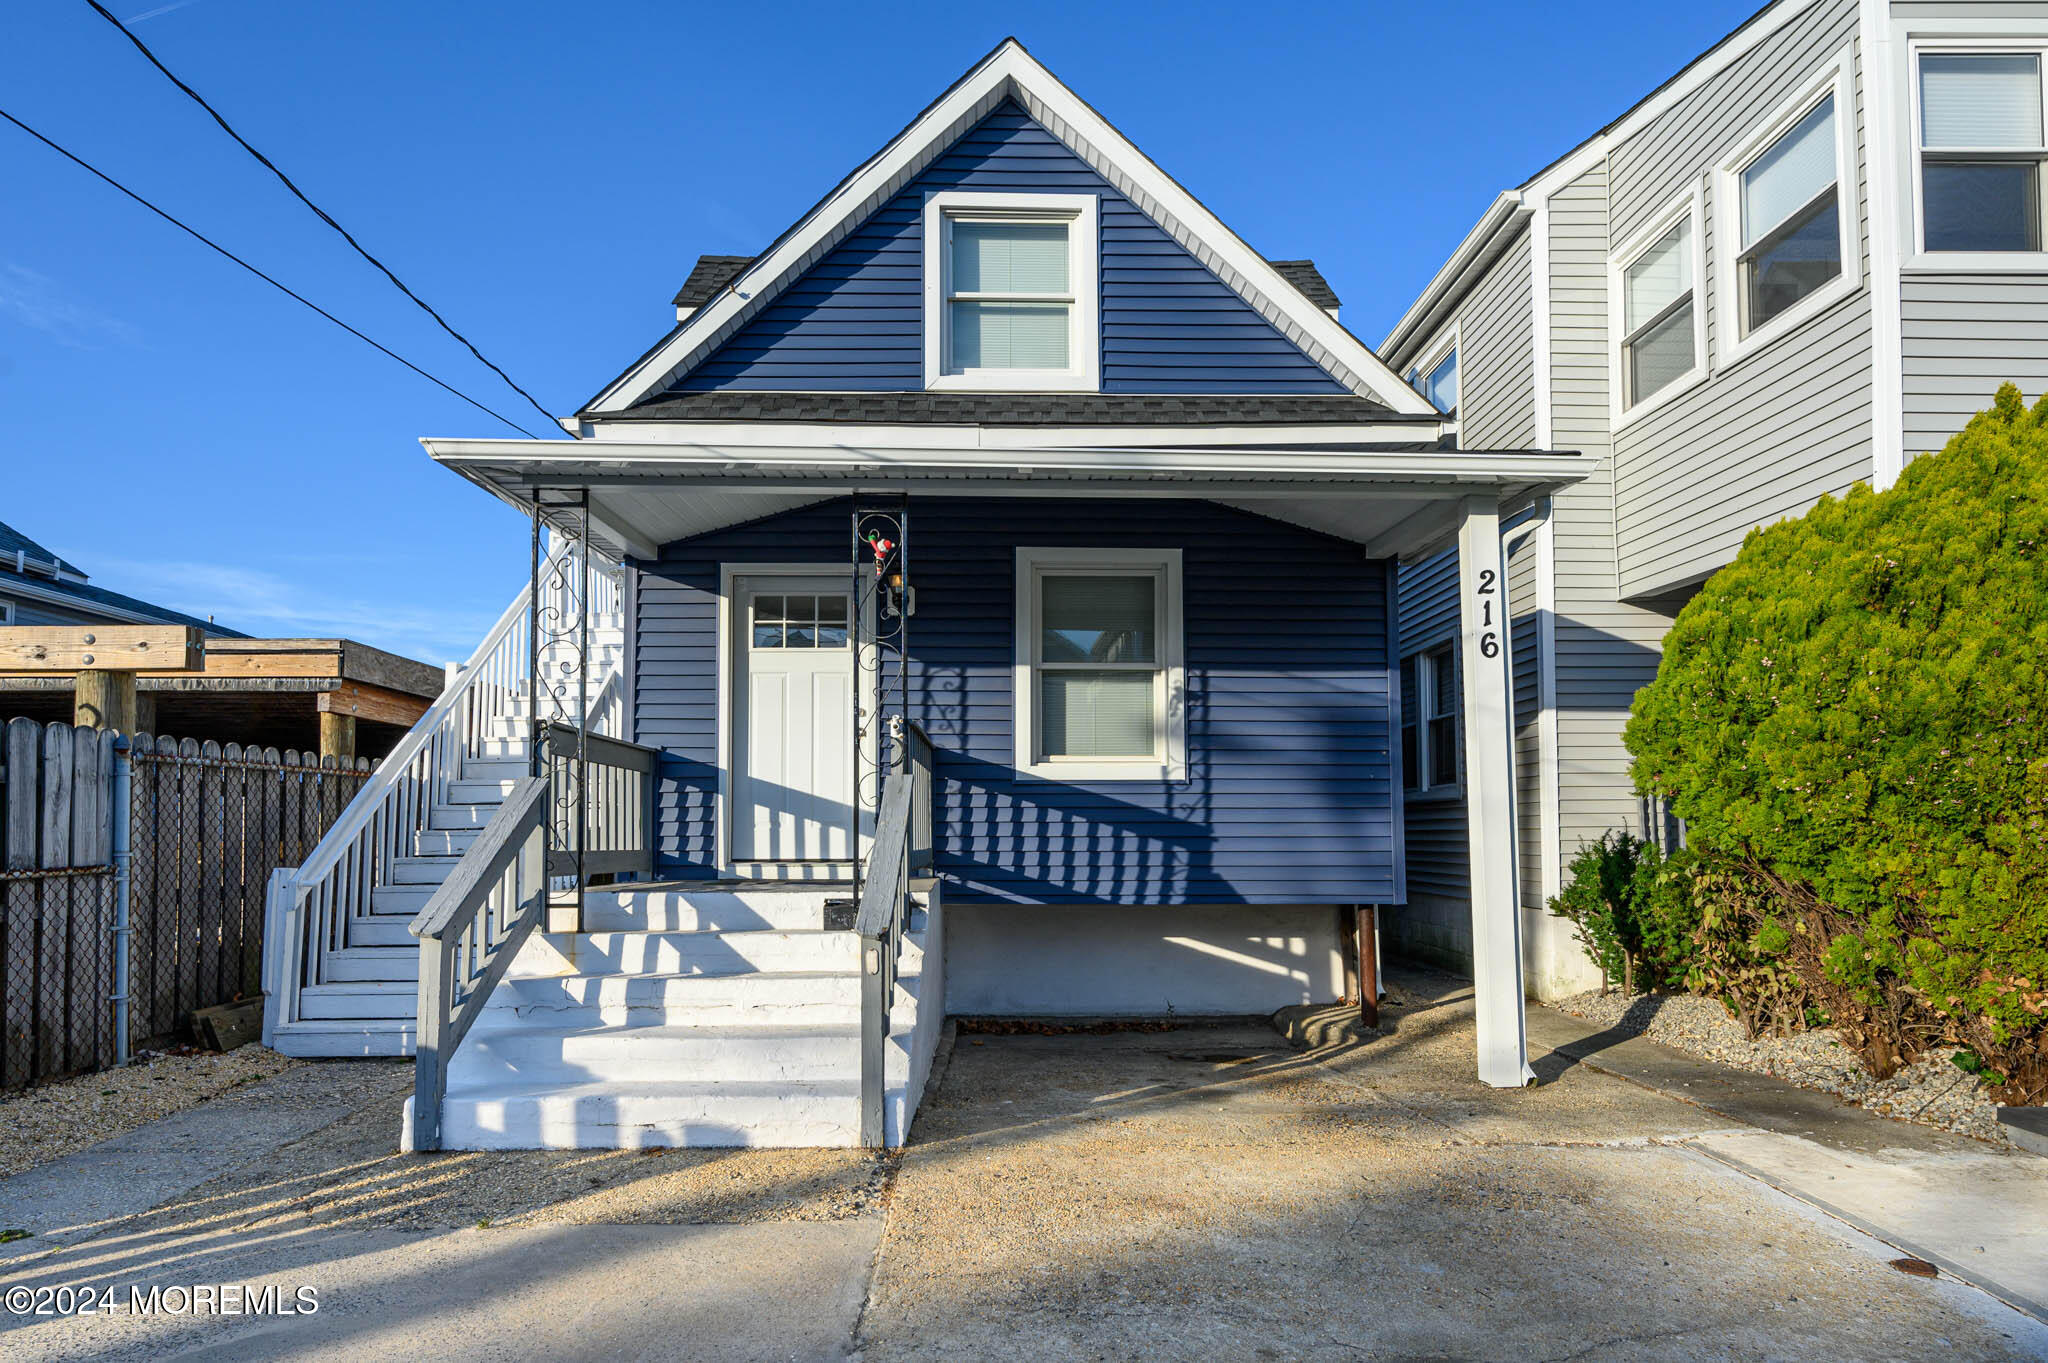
(418, 1078), (861, 1150)
(581, 888), (839, 933)
(472, 970), (921, 1029)
(510, 929), (909, 978)
(448, 1023), (862, 1084)
(323, 946), (421, 982)
(389, 855), (462, 885)
(296, 980), (417, 1021)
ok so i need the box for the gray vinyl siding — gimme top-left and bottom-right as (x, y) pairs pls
(1546, 164), (1678, 867)
(1505, 530), (1542, 912)
(1607, 0), (1874, 601)
(0, 590), (110, 627)
(1457, 229), (1539, 450)
(1901, 276), (2048, 458)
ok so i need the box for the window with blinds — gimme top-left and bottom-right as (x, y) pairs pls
(1015, 548), (1184, 781)
(1919, 52), (2047, 253)
(1735, 92), (1843, 335)
(925, 194), (1097, 390)
(1619, 209), (1699, 410)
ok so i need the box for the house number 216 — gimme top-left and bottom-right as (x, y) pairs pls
(1474, 568), (1501, 658)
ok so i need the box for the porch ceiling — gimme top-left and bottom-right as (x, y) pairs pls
(424, 436), (1585, 563)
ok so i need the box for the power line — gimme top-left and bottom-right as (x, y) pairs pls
(84, 0), (563, 431)
(0, 105), (543, 438)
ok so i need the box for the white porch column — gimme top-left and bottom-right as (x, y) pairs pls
(1456, 495), (1533, 1087)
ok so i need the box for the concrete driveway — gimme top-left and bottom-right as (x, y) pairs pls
(2, 972), (2043, 1361)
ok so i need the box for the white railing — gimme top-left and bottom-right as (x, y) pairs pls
(262, 555), (625, 1044)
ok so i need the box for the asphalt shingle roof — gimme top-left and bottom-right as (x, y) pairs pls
(671, 255), (756, 309)
(1267, 260), (1339, 311)
(617, 391), (1415, 426)
(0, 519), (80, 576)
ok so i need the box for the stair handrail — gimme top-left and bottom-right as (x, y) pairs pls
(407, 774), (550, 1152)
(852, 718), (932, 1148)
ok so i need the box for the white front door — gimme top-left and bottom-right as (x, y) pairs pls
(731, 573), (861, 874)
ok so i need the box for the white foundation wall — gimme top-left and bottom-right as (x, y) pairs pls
(1385, 891), (1603, 1001)
(946, 903), (1346, 1017)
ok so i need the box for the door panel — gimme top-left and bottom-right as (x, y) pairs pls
(733, 574), (859, 866)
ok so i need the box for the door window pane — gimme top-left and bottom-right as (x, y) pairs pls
(1742, 96), (1838, 245)
(815, 595), (849, 648)
(753, 595), (785, 649)
(784, 595), (818, 648)
(1041, 671), (1155, 757)
(1041, 575), (1155, 663)
(1921, 54), (2042, 148)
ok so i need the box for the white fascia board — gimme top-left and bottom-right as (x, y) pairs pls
(424, 436), (1584, 488)
(576, 419), (1443, 449)
(1384, 0), (1826, 360)
(1381, 193), (1530, 362)
(585, 40), (1435, 417)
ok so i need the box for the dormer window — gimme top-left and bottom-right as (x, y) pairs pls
(923, 192), (1098, 391)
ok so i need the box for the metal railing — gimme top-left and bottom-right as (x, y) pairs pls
(262, 557), (624, 1044)
(852, 719), (932, 1147)
(407, 775), (548, 1152)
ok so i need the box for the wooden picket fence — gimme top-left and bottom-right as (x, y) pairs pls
(0, 718), (372, 1089)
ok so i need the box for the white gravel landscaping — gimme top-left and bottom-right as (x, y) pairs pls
(1547, 990), (2012, 1144)
(0, 1045), (300, 1178)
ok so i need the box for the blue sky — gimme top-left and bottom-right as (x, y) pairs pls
(3, 0), (1758, 663)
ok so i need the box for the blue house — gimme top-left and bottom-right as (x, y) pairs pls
(264, 40), (1582, 1149)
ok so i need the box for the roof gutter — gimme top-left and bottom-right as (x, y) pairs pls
(1380, 192), (1531, 365)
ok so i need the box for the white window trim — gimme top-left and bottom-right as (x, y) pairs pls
(0, 600), (12, 625)
(1904, 35), (2048, 273)
(1406, 323), (1460, 420)
(1610, 186), (1709, 430)
(1013, 546), (1185, 783)
(1405, 645), (1460, 798)
(923, 191), (1099, 392)
(1712, 46), (1862, 368)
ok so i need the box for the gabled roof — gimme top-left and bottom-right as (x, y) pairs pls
(584, 38), (1434, 420)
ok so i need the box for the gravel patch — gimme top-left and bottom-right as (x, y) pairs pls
(1548, 991), (2008, 1144)
(0, 1045), (300, 1177)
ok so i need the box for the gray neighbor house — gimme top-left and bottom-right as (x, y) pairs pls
(1380, 0), (2048, 995)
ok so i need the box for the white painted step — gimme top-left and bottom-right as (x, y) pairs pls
(271, 1019), (415, 1058)
(450, 1023), (861, 1083)
(415, 827), (481, 856)
(429, 803), (500, 831)
(446, 778), (516, 804)
(372, 883), (438, 915)
(426, 1079), (860, 1150)
(512, 929), (897, 978)
(296, 980), (416, 1020)
(323, 946), (420, 982)
(345, 916), (421, 949)
(389, 855), (462, 885)
(460, 756), (529, 781)
(581, 888), (839, 933)
(473, 970), (920, 1029)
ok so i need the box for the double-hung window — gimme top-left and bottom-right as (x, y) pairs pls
(1715, 56), (1857, 359)
(1401, 646), (1458, 793)
(924, 192), (1099, 391)
(1014, 548), (1184, 782)
(1917, 52), (2048, 253)
(1613, 192), (1705, 418)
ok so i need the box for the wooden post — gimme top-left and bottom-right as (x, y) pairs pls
(74, 670), (137, 733)
(1458, 496), (1532, 1088)
(134, 690), (158, 737)
(1357, 905), (1380, 1030)
(318, 712), (356, 763)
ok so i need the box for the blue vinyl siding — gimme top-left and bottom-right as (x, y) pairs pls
(633, 497), (1396, 904)
(670, 102), (1345, 396)
(1395, 548), (1466, 901)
